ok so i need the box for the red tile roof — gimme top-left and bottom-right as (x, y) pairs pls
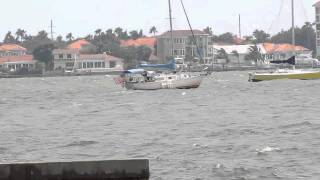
(120, 37), (156, 48)
(67, 39), (91, 50)
(0, 55), (34, 64)
(263, 43), (309, 53)
(0, 44), (27, 51)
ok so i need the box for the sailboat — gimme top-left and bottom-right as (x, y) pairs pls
(119, 0), (203, 90)
(249, 0), (320, 82)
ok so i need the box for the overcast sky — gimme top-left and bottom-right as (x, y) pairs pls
(0, 0), (318, 40)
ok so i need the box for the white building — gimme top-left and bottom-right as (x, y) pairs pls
(211, 43), (312, 65)
(0, 44), (36, 71)
(53, 39), (124, 72)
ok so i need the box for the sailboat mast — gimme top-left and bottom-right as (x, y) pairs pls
(291, 0), (295, 53)
(168, 0), (174, 57)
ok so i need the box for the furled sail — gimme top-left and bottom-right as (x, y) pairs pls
(270, 56), (296, 65)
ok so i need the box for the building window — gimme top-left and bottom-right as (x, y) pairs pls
(66, 62), (74, 67)
(174, 38), (184, 44)
(94, 62), (98, 68)
(174, 50), (178, 56)
(102, 62), (105, 68)
(181, 49), (185, 56)
(59, 54), (63, 59)
(83, 62), (87, 68)
(67, 54), (72, 59)
(317, 7), (320, 14)
(110, 61), (116, 68)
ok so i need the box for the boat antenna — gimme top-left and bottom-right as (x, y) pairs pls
(180, 0), (204, 63)
(292, 0), (295, 52)
(291, 0), (296, 69)
(168, 0), (174, 57)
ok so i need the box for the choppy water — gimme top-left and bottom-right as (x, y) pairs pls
(0, 71), (320, 180)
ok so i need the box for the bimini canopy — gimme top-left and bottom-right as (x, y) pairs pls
(124, 69), (145, 74)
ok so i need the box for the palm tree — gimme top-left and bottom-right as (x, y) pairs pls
(203, 26), (213, 36)
(3, 31), (16, 43)
(37, 30), (48, 40)
(245, 44), (262, 65)
(217, 48), (229, 62)
(231, 50), (240, 66)
(66, 33), (74, 42)
(115, 27), (123, 38)
(95, 29), (102, 36)
(16, 29), (26, 42)
(149, 26), (158, 37)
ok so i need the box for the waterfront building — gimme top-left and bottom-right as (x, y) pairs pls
(0, 44), (35, 71)
(156, 30), (212, 63)
(262, 43), (312, 61)
(53, 39), (124, 72)
(212, 44), (266, 65)
(211, 43), (312, 65)
(314, 1), (320, 57)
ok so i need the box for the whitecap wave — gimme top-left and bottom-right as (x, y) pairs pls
(257, 146), (281, 154)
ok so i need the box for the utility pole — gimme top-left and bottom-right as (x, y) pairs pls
(238, 14), (242, 39)
(291, 0), (295, 49)
(50, 19), (55, 40)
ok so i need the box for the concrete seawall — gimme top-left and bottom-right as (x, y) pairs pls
(0, 159), (149, 180)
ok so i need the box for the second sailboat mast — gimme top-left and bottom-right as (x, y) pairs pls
(168, 0), (174, 57)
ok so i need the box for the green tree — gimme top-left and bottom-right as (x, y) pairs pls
(66, 33), (74, 42)
(231, 50), (240, 65)
(56, 35), (63, 43)
(149, 26), (158, 37)
(216, 32), (234, 44)
(243, 35), (254, 43)
(15, 29), (26, 42)
(271, 22), (316, 56)
(37, 30), (49, 40)
(136, 46), (152, 61)
(3, 31), (16, 44)
(115, 27), (123, 38)
(33, 44), (55, 70)
(95, 29), (102, 37)
(203, 26), (213, 36)
(245, 44), (262, 65)
(252, 29), (270, 43)
(216, 48), (229, 63)
(130, 30), (139, 40)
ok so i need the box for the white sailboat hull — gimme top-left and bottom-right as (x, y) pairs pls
(125, 76), (203, 90)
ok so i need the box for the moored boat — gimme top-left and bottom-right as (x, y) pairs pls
(249, 68), (320, 82)
(249, 0), (320, 82)
(120, 67), (203, 90)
